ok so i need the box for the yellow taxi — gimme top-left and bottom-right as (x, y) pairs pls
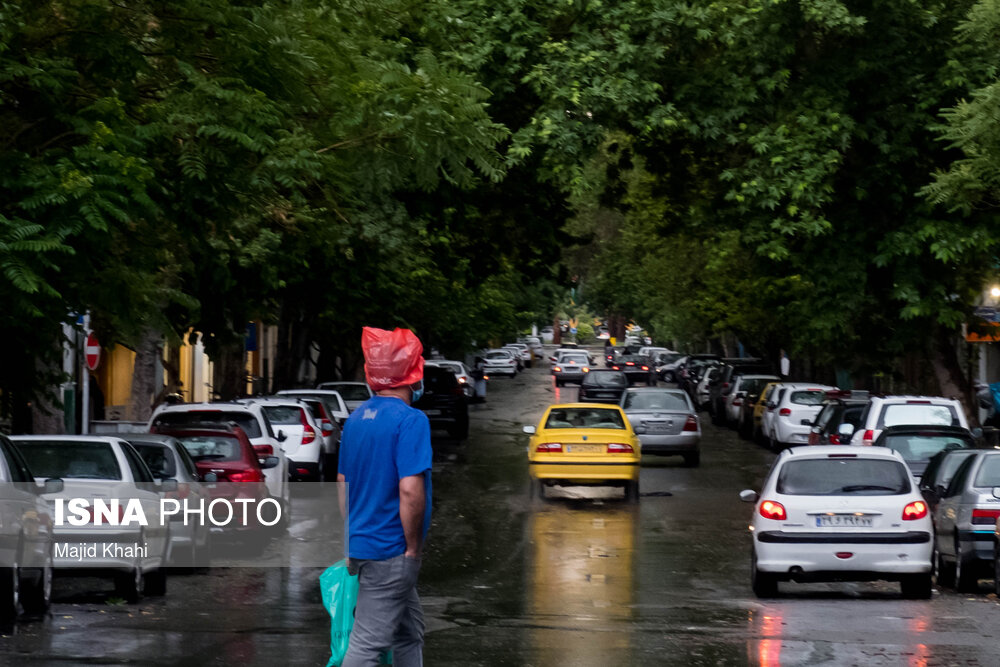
(524, 403), (642, 502)
(752, 381), (781, 442)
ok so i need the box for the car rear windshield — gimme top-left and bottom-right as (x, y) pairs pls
(18, 441), (122, 480)
(974, 456), (1000, 487)
(776, 458), (910, 495)
(320, 384), (370, 401)
(561, 355), (589, 364)
(545, 408), (626, 430)
(879, 434), (972, 464)
(175, 435), (244, 462)
(584, 372), (627, 387)
(790, 390), (826, 406)
(740, 378), (777, 395)
(131, 443), (177, 479)
(261, 405), (303, 426)
(623, 392), (689, 412)
(486, 352), (510, 360)
(879, 404), (958, 428)
(152, 411), (264, 439)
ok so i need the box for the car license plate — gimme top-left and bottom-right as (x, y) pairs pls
(424, 409), (442, 416)
(815, 515), (873, 528)
(566, 445), (602, 453)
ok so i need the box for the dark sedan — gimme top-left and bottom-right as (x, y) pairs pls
(872, 424), (976, 480)
(611, 354), (656, 385)
(579, 369), (629, 403)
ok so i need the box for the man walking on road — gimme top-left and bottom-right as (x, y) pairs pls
(339, 326), (433, 667)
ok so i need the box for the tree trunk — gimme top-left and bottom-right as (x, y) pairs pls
(212, 340), (245, 401)
(129, 327), (161, 421)
(931, 326), (975, 424)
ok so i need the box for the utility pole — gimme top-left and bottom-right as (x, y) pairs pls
(81, 312), (90, 434)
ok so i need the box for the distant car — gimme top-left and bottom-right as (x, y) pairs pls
(932, 449), (1000, 592)
(238, 397), (328, 481)
(504, 343), (533, 368)
(603, 345), (626, 368)
(519, 336), (545, 357)
(525, 404), (641, 502)
(125, 434), (213, 565)
(872, 425), (976, 480)
(740, 446), (933, 599)
(413, 364), (470, 440)
(620, 387), (700, 466)
(425, 360), (475, 398)
(578, 369), (629, 404)
(11, 436), (172, 602)
(315, 382), (373, 413)
(0, 434), (59, 621)
(761, 383), (838, 450)
(655, 352), (686, 382)
(551, 351), (591, 387)
(748, 381), (782, 443)
(725, 374), (780, 428)
(807, 391), (869, 445)
(483, 349), (518, 377)
(708, 360), (771, 425)
(610, 354), (656, 386)
(849, 395), (969, 446)
(149, 403), (290, 507)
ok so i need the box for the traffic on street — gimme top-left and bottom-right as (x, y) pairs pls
(3, 343), (1000, 666)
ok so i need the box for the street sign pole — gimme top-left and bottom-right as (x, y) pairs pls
(81, 314), (90, 435)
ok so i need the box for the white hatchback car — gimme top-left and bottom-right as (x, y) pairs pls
(425, 360), (475, 398)
(848, 395), (969, 446)
(239, 398), (327, 481)
(483, 349), (519, 377)
(740, 446), (933, 598)
(761, 383), (837, 449)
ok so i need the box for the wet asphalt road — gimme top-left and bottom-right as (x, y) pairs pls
(3, 355), (1000, 666)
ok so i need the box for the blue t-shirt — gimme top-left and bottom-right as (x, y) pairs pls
(338, 395), (433, 560)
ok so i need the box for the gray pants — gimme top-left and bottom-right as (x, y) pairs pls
(342, 554), (424, 667)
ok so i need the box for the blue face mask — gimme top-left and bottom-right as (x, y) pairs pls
(411, 380), (424, 403)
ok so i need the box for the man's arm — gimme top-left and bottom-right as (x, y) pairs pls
(399, 473), (426, 558)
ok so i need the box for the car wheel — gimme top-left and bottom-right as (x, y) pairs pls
(933, 542), (955, 588)
(144, 567), (167, 597)
(682, 451), (700, 467)
(624, 479), (640, 504)
(21, 547), (53, 615)
(900, 573), (932, 599)
(955, 537), (978, 593)
(114, 565), (144, 603)
(529, 478), (546, 502)
(751, 550), (778, 598)
(0, 562), (19, 624)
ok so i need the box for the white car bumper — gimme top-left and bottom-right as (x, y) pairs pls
(754, 532), (932, 576)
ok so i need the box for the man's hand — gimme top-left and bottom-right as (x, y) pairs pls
(399, 473), (426, 559)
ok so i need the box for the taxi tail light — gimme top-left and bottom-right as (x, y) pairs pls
(535, 443), (563, 453)
(971, 508), (1000, 524)
(300, 410), (317, 445)
(606, 443), (634, 454)
(683, 415), (698, 432)
(229, 469), (265, 483)
(862, 429), (874, 445)
(759, 500), (786, 521)
(902, 501), (928, 521)
(779, 408), (792, 416)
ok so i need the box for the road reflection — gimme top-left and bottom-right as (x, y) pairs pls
(748, 608), (784, 666)
(527, 502), (637, 666)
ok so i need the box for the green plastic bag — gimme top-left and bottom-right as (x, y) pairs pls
(320, 559), (359, 667)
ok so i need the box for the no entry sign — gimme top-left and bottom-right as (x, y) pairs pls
(85, 332), (101, 371)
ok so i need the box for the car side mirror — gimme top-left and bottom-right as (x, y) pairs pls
(737, 391), (747, 398)
(935, 484), (946, 497)
(42, 478), (64, 494)
(321, 423), (335, 435)
(838, 423), (855, 438)
(260, 456), (280, 470)
(276, 431), (288, 443)
(801, 419), (813, 426)
(158, 478), (179, 492)
(739, 489), (759, 503)
(522, 425), (536, 435)
(202, 472), (218, 483)
(993, 486), (1000, 500)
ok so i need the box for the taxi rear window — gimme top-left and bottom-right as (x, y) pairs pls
(545, 408), (625, 430)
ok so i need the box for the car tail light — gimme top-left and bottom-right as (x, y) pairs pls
(582, 367), (590, 373)
(458, 377), (467, 384)
(862, 429), (874, 445)
(296, 467), (311, 477)
(612, 365), (620, 370)
(254, 444), (274, 456)
(972, 509), (1000, 525)
(733, 397), (743, 406)
(906, 400), (931, 404)
(553, 366), (562, 372)
(626, 361), (635, 366)
(835, 552), (853, 559)
(722, 382), (730, 389)
(828, 434), (841, 445)
(483, 375), (490, 380)
(779, 408), (792, 416)
(300, 411), (316, 445)
(759, 500), (786, 521)
(683, 415), (698, 432)
(320, 418), (335, 435)
(902, 501), (928, 521)
(641, 366), (649, 371)
(535, 443), (563, 453)
(452, 386), (466, 395)
(606, 443), (634, 453)
(229, 469), (265, 483)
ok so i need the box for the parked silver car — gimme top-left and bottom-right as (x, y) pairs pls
(932, 449), (1000, 592)
(315, 381), (373, 413)
(620, 387), (701, 466)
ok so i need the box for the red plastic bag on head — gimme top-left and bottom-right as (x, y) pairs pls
(362, 327), (424, 391)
